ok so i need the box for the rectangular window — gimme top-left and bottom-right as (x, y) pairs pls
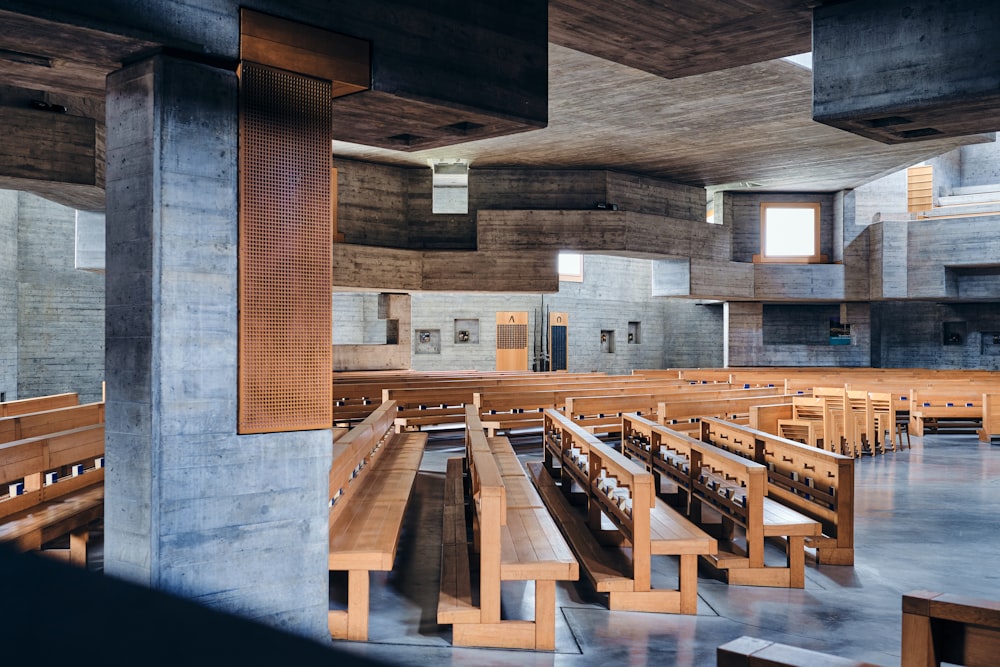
(558, 252), (583, 282)
(758, 202), (822, 263)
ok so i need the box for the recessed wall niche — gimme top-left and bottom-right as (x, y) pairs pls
(943, 321), (966, 346)
(454, 318), (479, 344)
(601, 329), (615, 353)
(628, 321), (641, 344)
(415, 329), (441, 354)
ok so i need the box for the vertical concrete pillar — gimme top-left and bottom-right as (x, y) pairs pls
(724, 302), (764, 367)
(0, 190), (17, 400)
(104, 54), (330, 640)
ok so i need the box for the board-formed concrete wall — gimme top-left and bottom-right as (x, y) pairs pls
(382, 254), (724, 372)
(15, 192), (104, 404)
(873, 301), (1000, 370)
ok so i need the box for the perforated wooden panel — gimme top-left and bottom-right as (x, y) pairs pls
(496, 312), (528, 371)
(238, 63), (332, 434)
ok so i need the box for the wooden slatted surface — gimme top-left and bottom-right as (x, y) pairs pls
(762, 498), (823, 538)
(648, 501), (718, 555)
(500, 507), (579, 581)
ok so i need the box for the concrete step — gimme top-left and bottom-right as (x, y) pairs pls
(951, 184), (1000, 196)
(938, 192), (1000, 206)
(919, 202), (1000, 218)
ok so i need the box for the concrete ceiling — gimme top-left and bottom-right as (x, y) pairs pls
(333, 43), (987, 193)
(0, 2), (992, 206)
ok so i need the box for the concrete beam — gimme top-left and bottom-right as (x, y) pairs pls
(476, 209), (730, 260)
(814, 0), (1000, 143)
(0, 106), (97, 185)
(332, 244), (559, 293)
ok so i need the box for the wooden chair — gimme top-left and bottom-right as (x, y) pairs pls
(868, 391), (908, 452)
(776, 396), (825, 449)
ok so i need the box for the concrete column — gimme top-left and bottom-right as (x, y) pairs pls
(723, 302), (764, 367)
(0, 190), (16, 400)
(104, 54), (330, 640)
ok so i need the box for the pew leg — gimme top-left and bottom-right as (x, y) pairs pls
(678, 554), (698, 614)
(786, 536), (806, 589)
(533, 579), (556, 650)
(69, 528), (89, 568)
(347, 569), (370, 641)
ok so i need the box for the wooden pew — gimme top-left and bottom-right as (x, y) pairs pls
(532, 409), (716, 612)
(717, 636), (881, 667)
(0, 393), (78, 417)
(565, 386), (783, 437)
(909, 389), (984, 436)
(332, 371), (609, 425)
(621, 414), (821, 587)
(902, 590), (1000, 666)
(327, 400), (427, 642)
(0, 424), (105, 565)
(979, 393), (1000, 443)
(718, 589), (1000, 667)
(473, 379), (701, 436)
(0, 402), (106, 445)
(437, 406), (578, 650)
(699, 417), (855, 566)
(657, 391), (795, 433)
(386, 374), (662, 432)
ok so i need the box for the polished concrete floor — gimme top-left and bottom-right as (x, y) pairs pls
(327, 429), (1000, 667)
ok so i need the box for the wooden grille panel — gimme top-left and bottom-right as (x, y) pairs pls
(238, 63), (332, 434)
(496, 311), (528, 371)
(496, 324), (528, 350)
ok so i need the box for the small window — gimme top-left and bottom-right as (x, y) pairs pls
(758, 202), (821, 263)
(558, 252), (583, 282)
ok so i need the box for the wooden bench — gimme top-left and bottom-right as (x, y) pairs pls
(0, 392), (78, 417)
(473, 379), (700, 436)
(699, 417), (855, 566)
(909, 389), (983, 436)
(533, 409), (715, 612)
(437, 405), (578, 650)
(718, 589), (1000, 667)
(979, 393), (1000, 443)
(0, 423), (105, 566)
(565, 386), (781, 438)
(386, 374), (639, 432)
(0, 402), (106, 444)
(902, 590), (1000, 666)
(621, 414), (821, 587)
(658, 391), (795, 433)
(327, 400), (427, 642)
